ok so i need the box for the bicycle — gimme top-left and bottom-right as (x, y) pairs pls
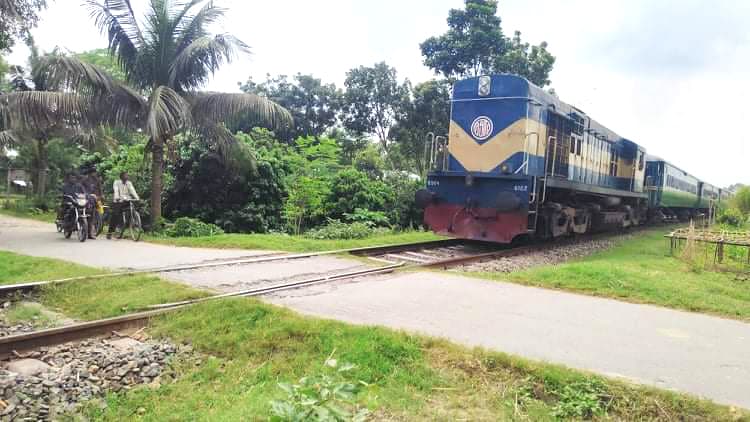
(118, 199), (143, 241)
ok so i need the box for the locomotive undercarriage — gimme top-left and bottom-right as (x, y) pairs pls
(532, 188), (647, 241)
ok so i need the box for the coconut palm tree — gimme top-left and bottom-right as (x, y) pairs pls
(42, 0), (292, 223)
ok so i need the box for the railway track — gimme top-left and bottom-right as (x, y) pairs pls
(0, 230), (645, 357)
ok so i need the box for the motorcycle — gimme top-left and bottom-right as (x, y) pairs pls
(61, 193), (90, 242)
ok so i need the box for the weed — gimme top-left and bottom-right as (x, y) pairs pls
(270, 353), (370, 421)
(551, 379), (610, 419)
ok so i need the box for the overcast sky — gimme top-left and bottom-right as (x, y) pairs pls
(7, 0), (749, 187)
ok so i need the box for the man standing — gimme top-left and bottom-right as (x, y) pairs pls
(107, 171), (140, 239)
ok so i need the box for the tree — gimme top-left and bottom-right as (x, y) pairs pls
(390, 79), (451, 175)
(420, 0), (555, 87)
(2, 40), (100, 197)
(75, 48), (127, 82)
(48, 0), (292, 224)
(342, 62), (409, 151)
(239, 73), (342, 141)
(0, 0), (47, 52)
(733, 186), (750, 216)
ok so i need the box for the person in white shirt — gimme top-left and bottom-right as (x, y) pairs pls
(107, 171), (140, 239)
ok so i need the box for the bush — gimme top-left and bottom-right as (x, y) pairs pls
(717, 207), (744, 227)
(164, 217), (224, 237)
(343, 208), (390, 227)
(304, 219), (387, 240)
(326, 169), (393, 219)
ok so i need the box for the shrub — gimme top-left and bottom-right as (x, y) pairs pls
(269, 357), (370, 422)
(164, 217), (224, 237)
(551, 379), (609, 419)
(717, 207), (744, 227)
(326, 168), (394, 219)
(304, 219), (387, 240)
(343, 208), (390, 227)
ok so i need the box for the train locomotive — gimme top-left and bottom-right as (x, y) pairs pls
(416, 74), (727, 244)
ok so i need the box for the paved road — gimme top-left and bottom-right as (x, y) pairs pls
(2, 215), (749, 408)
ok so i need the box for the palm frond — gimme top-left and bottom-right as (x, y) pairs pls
(3, 91), (92, 133)
(0, 130), (19, 148)
(37, 55), (147, 126)
(146, 85), (192, 142)
(169, 34), (249, 90)
(174, 1), (225, 52)
(188, 92), (293, 133)
(86, 0), (143, 77)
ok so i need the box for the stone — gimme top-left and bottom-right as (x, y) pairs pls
(6, 359), (51, 377)
(107, 337), (142, 351)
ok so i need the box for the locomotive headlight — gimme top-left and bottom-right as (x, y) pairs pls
(500, 163), (512, 174)
(478, 75), (491, 97)
(465, 174), (475, 187)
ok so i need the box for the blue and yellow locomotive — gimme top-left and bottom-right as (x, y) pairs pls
(415, 74), (705, 244)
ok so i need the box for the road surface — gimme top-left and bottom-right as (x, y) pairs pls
(2, 215), (748, 409)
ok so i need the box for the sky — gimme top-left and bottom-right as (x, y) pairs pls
(7, 0), (749, 187)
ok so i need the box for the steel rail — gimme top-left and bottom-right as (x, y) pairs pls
(0, 239), (462, 296)
(0, 263), (404, 358)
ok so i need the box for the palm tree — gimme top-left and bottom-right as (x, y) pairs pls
(47, 0), (292, 224)
(1, 41), (104, 197)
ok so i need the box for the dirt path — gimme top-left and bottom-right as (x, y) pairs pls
(2, 215), (749, 409)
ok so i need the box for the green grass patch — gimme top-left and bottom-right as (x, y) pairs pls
(0, 250), (207, 319)
(468, 228), (750, 321)
(147, 230), (443, 252)
(84, 298), (746, 421)
(0, 195), (57, 223)
(3, 251), (746, 420)
(5, 302), (55, 327)
(0, 250), (101, 285)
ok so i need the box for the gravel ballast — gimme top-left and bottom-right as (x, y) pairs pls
(0, 338), (190, 420)
(454, 234), (632, 273)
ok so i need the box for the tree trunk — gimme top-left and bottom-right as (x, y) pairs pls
(150, 141), (164, 227)
(37, 138), (48, 198)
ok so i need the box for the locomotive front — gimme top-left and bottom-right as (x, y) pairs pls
(416, 75), (542, 243)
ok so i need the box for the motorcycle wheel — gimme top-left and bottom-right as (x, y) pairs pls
(64, 228), (72, 239)
(56, 220), (63, 233)
(77, 218), (88, 242)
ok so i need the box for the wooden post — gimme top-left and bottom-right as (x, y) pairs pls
(717, 241), (724, 264)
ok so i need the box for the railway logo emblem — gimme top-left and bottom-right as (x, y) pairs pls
(471, 116), (493, 140)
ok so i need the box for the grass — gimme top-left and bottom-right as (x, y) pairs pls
(147, 230), (444, 252)
(1, 250), (745, 420)
(84, 298), (747, 421)
(466, 228), (750, 321)
(0, 250), (207, 319)
(0, 194), (57, 223)
(5, 302), (56, 327)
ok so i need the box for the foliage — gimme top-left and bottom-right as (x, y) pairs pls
(240, 73), (342, 141)
(164, 217), (224, 238)
(390, 79), (451, 175)
(44, 0), (292, 223)
(14, 137), (84, 201)
(342, 62), (409, 149)
(343, 208), (390, 227)
(382, 173), (423, 229)
(551, 379), (609, 419)
(326, 168), (393, 219)
(269, 357), (370, 422)
(165, 132), (286, 233)
(352, 143), (385, 179)
(732, 186), (750, 216)
(304, 219), (386, 240)
(75, 48), (126, 82)
(420, 0), (555, 86)
(0, 0), (47, 52)
(716, 207), (744, 227)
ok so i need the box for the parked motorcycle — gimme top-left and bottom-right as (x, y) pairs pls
(62, 193), (89, 242)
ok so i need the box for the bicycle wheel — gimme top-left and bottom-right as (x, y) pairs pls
(130, 211), (142, 241)
(77, 217), (88, 242)
(93, 210), (103, 236)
